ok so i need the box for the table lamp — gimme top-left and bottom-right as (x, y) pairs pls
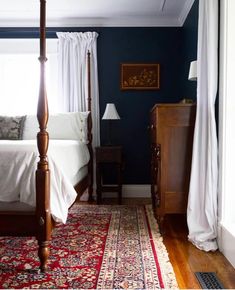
(102, 103), (120, 145)
(188, 60), (197, 81)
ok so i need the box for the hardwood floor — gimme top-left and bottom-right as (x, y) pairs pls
(163, 214), (235, 289)
(91, 198), (235, 289)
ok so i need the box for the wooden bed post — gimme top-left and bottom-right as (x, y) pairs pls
(87, 51), (93, 201)
(36, 0), (52, 272)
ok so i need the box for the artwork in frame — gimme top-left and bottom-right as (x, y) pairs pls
(121, 63), (160, 90)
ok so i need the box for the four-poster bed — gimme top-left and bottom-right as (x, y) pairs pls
(0, 0), (93, 272)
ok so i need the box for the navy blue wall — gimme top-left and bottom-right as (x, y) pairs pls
(0, 2), (198, 184)
(180, 0), (199, 100)
(98, 27), (183, 184)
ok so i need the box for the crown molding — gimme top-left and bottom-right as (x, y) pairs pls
(0, 16), (184, 28)
(178, 0), (195, 26)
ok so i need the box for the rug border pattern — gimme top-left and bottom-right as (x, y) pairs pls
(145, 204), (178, 289)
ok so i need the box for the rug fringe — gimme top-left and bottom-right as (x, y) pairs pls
(145, 205), (179, 289)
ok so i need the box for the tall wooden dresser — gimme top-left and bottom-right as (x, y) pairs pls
(150, 103), (196, 229)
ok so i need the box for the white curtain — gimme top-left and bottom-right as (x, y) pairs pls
(187, 0), (218, 251)
(56, 31), (100, 147)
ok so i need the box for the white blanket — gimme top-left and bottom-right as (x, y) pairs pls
(0, 140), (90, 223)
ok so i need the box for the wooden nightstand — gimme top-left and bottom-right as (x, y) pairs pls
(95, 146), (123, 204)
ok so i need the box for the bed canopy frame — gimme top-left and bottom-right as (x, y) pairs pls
(0, 0), (93, 272)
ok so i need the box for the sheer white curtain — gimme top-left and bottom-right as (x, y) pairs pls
(56, 32), (100, 147)
(187, 0), (218, 251)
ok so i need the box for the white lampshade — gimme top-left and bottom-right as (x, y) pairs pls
(188, 60), (197, 81)
(102, 103), (120, 120)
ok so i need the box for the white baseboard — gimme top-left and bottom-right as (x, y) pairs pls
(80, 184), (151, 201)
(98, 184), (151, 199)
(218, 222), (235, 268)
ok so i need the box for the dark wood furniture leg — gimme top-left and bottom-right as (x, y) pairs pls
(117, 163), (122, 205)
(87, 51), (93, 202)
(95, 146), (123, 205)
(96, 163), (102, 204)
(35, 0), (52, 272)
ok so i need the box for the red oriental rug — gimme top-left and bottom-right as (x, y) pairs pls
(0, 205), (178, 289)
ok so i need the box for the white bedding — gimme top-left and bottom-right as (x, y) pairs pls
(0, 140), (90, 223)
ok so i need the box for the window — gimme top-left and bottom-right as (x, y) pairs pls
(0, 39), (59, 116)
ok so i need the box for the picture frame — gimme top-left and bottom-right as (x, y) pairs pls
(121, 63), (160, 90)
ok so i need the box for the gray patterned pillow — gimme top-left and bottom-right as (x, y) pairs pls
(0, 116), (26, 140)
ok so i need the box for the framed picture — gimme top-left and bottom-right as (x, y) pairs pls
(121, 63), (160, 90)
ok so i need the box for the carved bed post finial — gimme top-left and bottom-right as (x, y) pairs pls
(87, 51), (93, 201)
(36, 0), (52, 272)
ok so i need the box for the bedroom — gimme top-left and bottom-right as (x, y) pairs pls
(0, 0), (235, 288)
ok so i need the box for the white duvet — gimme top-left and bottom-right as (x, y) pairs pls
(0, 140), (90, 223)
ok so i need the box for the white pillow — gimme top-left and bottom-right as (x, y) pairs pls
(23, 112), (90, 143)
